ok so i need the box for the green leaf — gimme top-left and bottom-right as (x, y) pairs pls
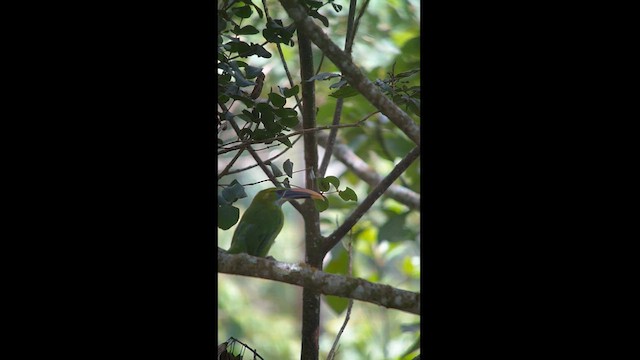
(218, 16), (227, 33)
(227, 61), (255, 87)
(238, 112), (255, 123)
(314, 197), (329, 212)
(318, 178), (331, 192)
(282, 178), (291, 188)
(279, 116), (299, 128)
(263, 120), (282, 138)
(244, 66), (263, 79)
(307, 72), (341, 82)
(338, 187), (358, 202)
(268, 92), (286, 107)
(282, 85), (299, 98)
(331, 3), (343, 12)
(252, 128), (269, 141)
(324, 176), (340, 190)
(228, 94), (254, 107)
(269, 163), (283, 177)
(252, 43), (272, 58)
(278, 135), (292, 148)
(232, 5), (252, 18)
(309, 10), (329, 27)
(305, 0), (324, 10)
(256, 103), (275, 124)
(272, 108), (298, 117)
(329, 85), (359, 99)
(395, 68), (420, 79)
(232, 25), (259, 35)
(283, 159), (293, 177)
(262, 19), (295, 44)
(238, 128), (252, 140)
(225, 40), (252, 56)
(244, 0), (264, 18)
(329, 78), (347, 89)
(218, 204), (240, 230)
(221, 180), (247, 203)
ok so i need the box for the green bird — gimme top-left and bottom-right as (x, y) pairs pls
(227, 187), (324, 257)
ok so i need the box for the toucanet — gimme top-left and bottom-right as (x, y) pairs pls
(227, 187), (324, 257)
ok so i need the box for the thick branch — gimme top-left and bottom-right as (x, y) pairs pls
(322, 146), (421, 254)
(218, 249), (420, 315)
(298, 26), (322, 360)
(278, 0), (421, 148)
(316, 131), (420, 210)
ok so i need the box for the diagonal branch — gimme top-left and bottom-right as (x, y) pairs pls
(316, 131), (420, 210)
(218, 102), (304, 214)
(318, 0), (359, 178)
(322, 146), (421, 255)
(278, 0), (421, 148)
(217, 121), (364, 155)
(217, 249), (420, 315)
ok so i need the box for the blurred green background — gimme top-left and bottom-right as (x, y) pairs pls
(218, 0), (421, 358)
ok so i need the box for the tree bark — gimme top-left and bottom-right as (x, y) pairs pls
(298, 28), (323, 360)
(218, 249), (421, 315)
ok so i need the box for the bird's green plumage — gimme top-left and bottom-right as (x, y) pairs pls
(227, 187), (323, 257)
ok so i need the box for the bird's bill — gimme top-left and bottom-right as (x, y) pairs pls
(277, 188), (325, 200)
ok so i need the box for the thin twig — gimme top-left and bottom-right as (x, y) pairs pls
(226, 337), (265, 360)
(217, 121), (365, 155)
(218, 144), (246, 179)
(319, 0), (359, 178)
(352, 0), (370, 44)
(224, 135), (302, 175)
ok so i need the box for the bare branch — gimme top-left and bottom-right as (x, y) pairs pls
(224, 135), (302, 175)
(316, 131), (420, 210)
(218, 144), (246, 179)
(322, 146), (420, 254)
(217, 249), (420, 315)
(278, 0), (421, 147)
(318, 0), (359, 178)
(217, 122), (364, 155)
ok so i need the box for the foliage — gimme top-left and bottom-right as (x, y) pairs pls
(218, 0), (421, 358)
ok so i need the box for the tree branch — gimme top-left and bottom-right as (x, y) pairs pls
(278, 0), (421, 148)
(316, 131), (420, 210)
(322, 146), (421, 254)
(217, 122), (364, 155)
(223, 135), (302, 175)
(318, 0), (359, 178)
(218, 101), (304, 214)
(217, 249), (420, 315)
(298, 25), (323, 360)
